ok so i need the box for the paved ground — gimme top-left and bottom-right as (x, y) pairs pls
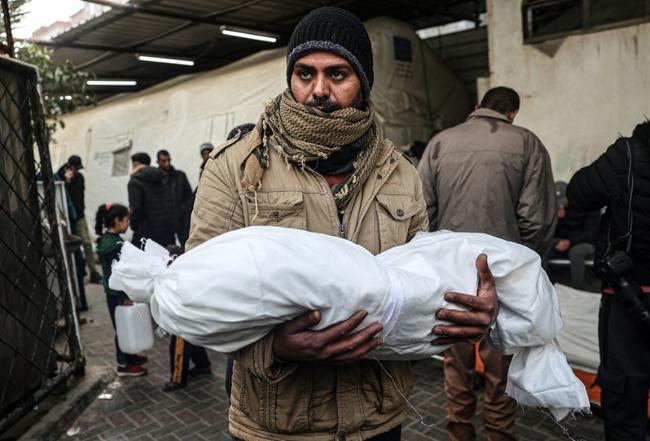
(59, 283), (612, 441)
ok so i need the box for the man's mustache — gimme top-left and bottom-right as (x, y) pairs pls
(305, 96), (341, 112)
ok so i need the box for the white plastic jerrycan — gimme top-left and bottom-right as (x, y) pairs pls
(115, 303), (154, 354)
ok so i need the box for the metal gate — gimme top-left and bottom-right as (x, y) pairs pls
(0, 56), (84, 433)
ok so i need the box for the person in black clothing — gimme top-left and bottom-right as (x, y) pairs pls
(56, 155), (102, 284)
(156, 150), (193, 246)
(127, 152), (178, 247)
(544, 181), (600, 289)
(567, 120), (650, 441)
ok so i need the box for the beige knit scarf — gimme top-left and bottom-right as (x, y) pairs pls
(243, 89), (382, 209)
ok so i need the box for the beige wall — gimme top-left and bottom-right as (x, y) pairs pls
(487, 0), (650, 181)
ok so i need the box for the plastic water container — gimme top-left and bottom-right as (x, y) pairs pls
(115, 303), (154, 354)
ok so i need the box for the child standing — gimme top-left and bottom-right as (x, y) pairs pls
(95, 203), (148, 376)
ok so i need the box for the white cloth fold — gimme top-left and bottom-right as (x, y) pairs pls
(109, 226), (589, 417)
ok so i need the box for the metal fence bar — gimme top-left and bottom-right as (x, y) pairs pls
(0, 55), (84, 435)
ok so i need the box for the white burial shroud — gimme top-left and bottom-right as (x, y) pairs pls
(109, 226), (589, 419)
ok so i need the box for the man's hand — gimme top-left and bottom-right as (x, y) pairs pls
(554, 239), (571, 252)
(273, 310), (383, 364)
(432, 254), (498, 345)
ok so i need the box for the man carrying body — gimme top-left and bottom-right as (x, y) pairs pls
(187, 7), (499, 440)
(127, 152), (178, 247)
(418, 87), (556, 441)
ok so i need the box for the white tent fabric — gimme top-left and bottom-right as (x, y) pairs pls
(50, 17), (468, 241)
(554, 284), (600, 373)
(109, 227), (589, 418)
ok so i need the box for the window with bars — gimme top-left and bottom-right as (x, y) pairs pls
(522, 0), (650, 42)
(111, 143), (132, 177)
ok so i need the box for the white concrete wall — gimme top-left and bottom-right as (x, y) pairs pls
(487, 0), (650, 181)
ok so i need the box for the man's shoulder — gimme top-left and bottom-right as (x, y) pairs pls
(127, 174), (141, 187)
(206, 129), (260, 171)
(509, 123), (539, 139)
(171, 167), (189, 179)
(381, 139), (420, 186)
(209, 129), (259, 159)
(598, 137), (633, 171)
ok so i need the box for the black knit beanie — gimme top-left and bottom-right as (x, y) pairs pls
(286, 7), (373, 99)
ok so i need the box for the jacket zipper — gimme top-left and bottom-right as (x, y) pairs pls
(338, 209), (345, 238)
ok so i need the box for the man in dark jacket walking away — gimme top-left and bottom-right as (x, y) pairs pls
(567, 120), (650, 441)
(418, 87), (557, 441)
(127, 152), (178, 247)
(56, 155), (102, 284)
(157, 150), (193, 246)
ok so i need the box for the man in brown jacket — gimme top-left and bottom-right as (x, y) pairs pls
(187, 7), (499, 441)
(417, 86), (556, 441)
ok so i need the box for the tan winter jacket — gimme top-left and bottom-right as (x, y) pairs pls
(417, 108), (556, 252)
(186, 128), (428, 441)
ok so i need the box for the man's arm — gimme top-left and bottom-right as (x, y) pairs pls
(180, 172), (193, 205)
(127, 180), (144, 231)
(416, 139), (439, 231)
(516, 134), (557, 254)
(409, 169), (430, 239)
(566, 140), (626, 213)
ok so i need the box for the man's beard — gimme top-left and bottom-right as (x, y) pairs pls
(305, 92), (364, 113)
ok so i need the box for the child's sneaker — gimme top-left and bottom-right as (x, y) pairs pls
(116, 365), (148, 377)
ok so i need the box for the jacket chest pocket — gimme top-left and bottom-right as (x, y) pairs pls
(375, 193), (418, 252)
(247, 191), (306, 230)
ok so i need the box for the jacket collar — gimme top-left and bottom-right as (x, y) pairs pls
(467, 108), (511, 123)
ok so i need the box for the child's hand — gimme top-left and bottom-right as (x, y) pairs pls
(123, 299), (134, 306)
